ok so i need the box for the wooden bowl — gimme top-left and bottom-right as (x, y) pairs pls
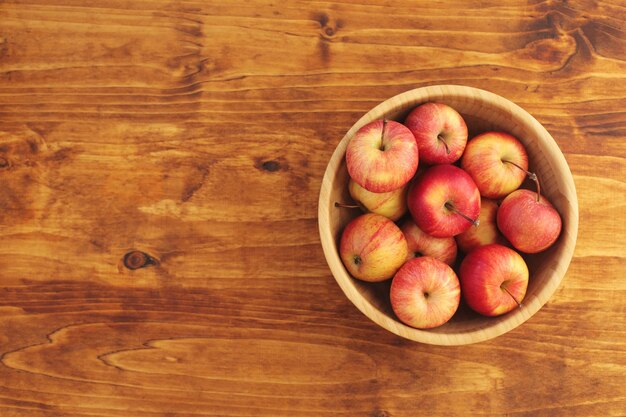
(318, 85), (578, 345)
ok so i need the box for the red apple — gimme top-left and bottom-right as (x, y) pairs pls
(459, 244), (529, 317)
(407, 165), (481, 238)
(460, 132), (530, 198)
(339, 213), (408, 282)
(497, 189), (562, 254)
(401, 219), (457, 266)
(347, 178), (408, 221)
(455, 197), (508, 254)
(404, 102), (468, 165)
(346, 119), (418, 193)
(390, 257), (461, 329)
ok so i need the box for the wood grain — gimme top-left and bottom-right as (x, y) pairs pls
(0, 0), (624, 416)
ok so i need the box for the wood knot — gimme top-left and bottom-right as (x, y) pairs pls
(313, 11), (342, 41)
(0, 157), (9, 169)
(371, 411), (391, 417)
(123, 251), (157, 270)
(260, 160), (280, 172)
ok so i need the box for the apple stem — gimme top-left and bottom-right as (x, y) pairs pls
(379, 119), (388, 151)
(444, 202), (480, 227)
(437, 134), (451, 155)
(502, 287), (523, 308)
(502, 159), (542, 202)
(334, 202), (360, 209)
(530, 173), (541, 202)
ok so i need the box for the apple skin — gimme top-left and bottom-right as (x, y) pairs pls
(497, 189), (562, 254)
(401, 219), (457, 266)
(455, 197), (508, 254)
(339, 213), (408, 282)
(460, 132), (529, 199)
(407, 164), (481, 238)
(390, 257), (461, 329)
(404, 102), (468, 165)
(346, 119), (419, 193)
(349, 178), (408, 221)
(459, 244), (529, 317)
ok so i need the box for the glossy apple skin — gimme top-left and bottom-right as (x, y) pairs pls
(455, 197), (508, 254)
(349, 178), (408, 221)
(461, 132), (529, 199)
(390, 257), (461, 329)
(401, 219), (457, 266)
(497, 189), (562, 254)
(407, 165), (481, 238)
(459, 244), (529, 317)
(339, 213), (408, 282)
(346, 119), (419, 193)
(404, 102), (468, 165)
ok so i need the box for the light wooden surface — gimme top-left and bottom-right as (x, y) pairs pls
(1, 0), (625, 416)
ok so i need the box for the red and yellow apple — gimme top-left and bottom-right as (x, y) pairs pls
(459, 244), (529, 317)
(401, 219), (457, 266)
(497, 189), (562, 254)
(348, 178), (408, 221)
(339, 213), (408, 282)
(455, 197), (508, 254)
(460, 132), (530, 198)
(404, 102), (468, 165)
(390, 257), (461, 329)
(346, 119), (419, 193)
(407, 165), (481, 238)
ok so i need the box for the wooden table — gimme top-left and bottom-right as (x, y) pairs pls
(1, 1), (624, 416)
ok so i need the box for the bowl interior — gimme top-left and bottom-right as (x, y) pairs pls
(319, 86), (578, 345)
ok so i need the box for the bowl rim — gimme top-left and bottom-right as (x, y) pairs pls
(318, 84), (579, 346)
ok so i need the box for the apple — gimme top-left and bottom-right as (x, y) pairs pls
(459, 243), (529, 317)
(346, 119), (419, 193)
(390, 257), (461, 329)
(401, 219), (457, 266)
(460, 132), (531, 198)
(404, 102), (468, 164)
(455, 197), (508, 254)
(344, 178), (408, 221)
(407, 164), (481, 238)
(497, 189), (562, 253)
(339, 213), (408, 282)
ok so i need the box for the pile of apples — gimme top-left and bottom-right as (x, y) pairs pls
(338, 103), (562, 329)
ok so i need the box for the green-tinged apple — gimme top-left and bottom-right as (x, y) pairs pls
(401, 219), (457, 266)
(497, 189), (562, 253)
(407, 165), (481, 238)
(459, 244), (529, 317)
(455, 197), (508, 254)
(346, 119), (418, 193)
(339, 213), (408, 282)
(343, 178), (408, 221)
(461, 132), (531, 198)
(390, 257), (461, 329)
(404, 102), (468, 165)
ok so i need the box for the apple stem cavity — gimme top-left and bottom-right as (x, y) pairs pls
(502, 159), (542, 202)
(444, 202), (480, 227)
(437, 133), (451, 155)
(334, 202), (361, 209)
(502, 286), (523, 308)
